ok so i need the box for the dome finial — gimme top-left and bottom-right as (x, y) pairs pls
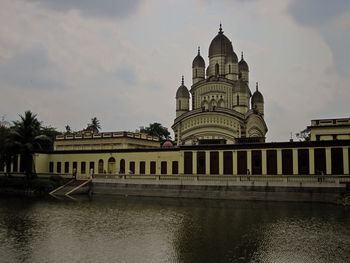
(198, 46), (200, 55)
(219, 23), (223, 34)
(256, 82), (258, 91)
(241, 51), (244, 60)
(181, 75), (184, 86)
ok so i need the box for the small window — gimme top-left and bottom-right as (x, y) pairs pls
(57, 162), (61, 173)
(49, 162), (54, 173)
(64, 162), (69, 173)
(140, 161), (145, 174)
(172, 161), (178, 174)
(89, 162), (95, 174)
(215, 63), (219, 75)
(161, 161), (167, 174)
(150, 161), (156, 174)
(81, 162), (86, 174)
(98, 159), (104, 173)
(129, 161), (135, 174)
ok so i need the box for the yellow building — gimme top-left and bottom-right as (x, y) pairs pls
(309, 118), (350, 141)
(172, 25), (267, 146)
(54, 131), (160, 151)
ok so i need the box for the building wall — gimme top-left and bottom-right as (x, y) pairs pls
(30, 141), (350, 177)
(310, 126), (350, 141)
(54, 135), (160, 151)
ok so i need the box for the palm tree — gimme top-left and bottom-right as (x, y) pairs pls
(87, 117), (101, 133)
(9, 111), (51, 178)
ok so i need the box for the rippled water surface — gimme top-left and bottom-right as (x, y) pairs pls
(0, 195), (349, 263)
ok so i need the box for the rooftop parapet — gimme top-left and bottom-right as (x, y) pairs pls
(55, 131), (160, 142)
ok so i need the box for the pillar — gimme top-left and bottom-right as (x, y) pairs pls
(343, 147), (349, 174)
(205, 151), (210, 175)
(247, 150), (252, 175)
(219, 151), (224, 175)
(293, 149), (298, 175)
(277, 149), (282, 175)
(233, 151), (238, 175)
(262, 150), (267, 175)
(326, 148), (331, 175)
(309, 148), (315, 175)
(179, 151), (184, 174)
(193, 151), (197, 175)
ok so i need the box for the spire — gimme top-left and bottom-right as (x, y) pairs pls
(198, 46), (200, 56)
(256, 82), (258, 91)
(219, 23), (223, 34)
(241, 51), (244, 60)
(181, 75), (184, 86)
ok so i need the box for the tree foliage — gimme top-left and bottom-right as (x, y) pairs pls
(0, 111), (52, 178)
(296, 128), (311, 141)
(145, 122), (171, 141)
(87, 117), (101, 133)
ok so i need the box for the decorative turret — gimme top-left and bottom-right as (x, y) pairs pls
(233, 78), (250, 114)
(192, 47), (205, 84)
(225, 48), (238, 80)
(176, 76), (190, 118)
(252, 82), (264, 117)
(238, 52), (249, 82)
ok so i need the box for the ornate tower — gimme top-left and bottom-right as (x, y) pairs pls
(192, 47), (205, 84)
(251, 82), (264, 117)
(176, 76), (190, 118)
(238, 52), (249, 82)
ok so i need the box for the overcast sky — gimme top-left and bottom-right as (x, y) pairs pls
(0, 0), (349, 141)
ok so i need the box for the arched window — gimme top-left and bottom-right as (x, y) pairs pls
(229, 64), (231, 74)
(98, 159), (104, 173)
(237, 95), (239, 105)
(215, 63), (219, 75)
(119, 159), (125, 174)
(108, 157), (116, 174)
(195, 68), (197, 78)
(179, 100), (181, 110)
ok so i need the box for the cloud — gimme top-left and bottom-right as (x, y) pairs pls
(288, 0), (350, 26)
(24, 0), (142, 19)
(115, 65), (139, 86)
(0, 46), (62, 89)
(288, 0), (350, 76)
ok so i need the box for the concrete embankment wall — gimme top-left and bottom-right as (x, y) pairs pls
(91, 178), (348, 204)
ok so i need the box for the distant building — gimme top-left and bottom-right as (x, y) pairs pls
(54, 131), (160, 151)
(309, 118), (350, 141)
(172, 25), (267, 146)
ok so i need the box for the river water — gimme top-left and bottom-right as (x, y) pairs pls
(0, 195), (349, 263)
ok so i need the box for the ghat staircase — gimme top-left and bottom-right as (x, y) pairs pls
(50, 179), (91, 196)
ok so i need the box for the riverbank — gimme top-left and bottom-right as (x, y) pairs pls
(91, 174), (350, 205)
(0, 175), (71, 195)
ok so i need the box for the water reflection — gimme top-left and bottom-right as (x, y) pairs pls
(0, 195), (349, 263)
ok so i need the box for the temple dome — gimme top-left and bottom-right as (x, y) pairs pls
(176, 76), (190, 99)
(239, 53), (249, 71)
(192, 48), (205, 68)
(252, 84), (264, 103)
(162, 140), (173, 147)
(209, 25), (236, 58)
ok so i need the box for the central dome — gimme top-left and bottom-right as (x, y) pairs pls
(209, 25), (235, 58)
